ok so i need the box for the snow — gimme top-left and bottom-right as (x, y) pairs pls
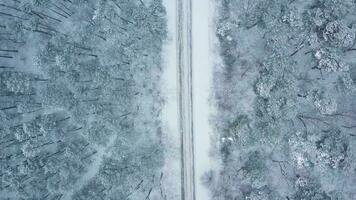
(161, 1), (220, 199)
(192, 0), (219, 199)
(62, 134), (117, 200)
(161, 1), (182, 199)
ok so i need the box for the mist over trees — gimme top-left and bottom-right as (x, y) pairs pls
(210, 0), (356, 199)
(0, 0), (168, 199)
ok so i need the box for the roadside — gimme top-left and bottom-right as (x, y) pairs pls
(192, 0), (220, 200)
(161, 0), (182, 199)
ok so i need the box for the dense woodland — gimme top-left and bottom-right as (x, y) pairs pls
(209, 0), (356, 199)
(0, 0), (168, 199)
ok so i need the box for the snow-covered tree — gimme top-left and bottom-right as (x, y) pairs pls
(0, 0), (167, 199)
(211, 0), (356, 199)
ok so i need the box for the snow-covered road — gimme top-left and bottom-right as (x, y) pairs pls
(163, 0), (215, 199)
(192, 0), (216, 199)
(161, 0), (182, 199)
(177, 0), (195, 199)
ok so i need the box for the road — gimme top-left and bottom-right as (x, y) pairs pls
(177, 0), (195, 199)
(192, 0), (215, 199)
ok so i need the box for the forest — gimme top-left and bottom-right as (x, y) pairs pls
(209, 0), (356, 199)
(0, 0), (168, 199)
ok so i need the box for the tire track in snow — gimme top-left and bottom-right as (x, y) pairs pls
(177, 0), (195, 199)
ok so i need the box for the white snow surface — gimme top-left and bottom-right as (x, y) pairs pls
(161, 1), (220, 199)
(192, 0), (220, 199)
(161, 1), (182, 199)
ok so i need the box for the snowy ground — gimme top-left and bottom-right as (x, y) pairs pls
(192, 0), (220, 200)
(161, 1), (182, 199)
(161, 1), (220, 199)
